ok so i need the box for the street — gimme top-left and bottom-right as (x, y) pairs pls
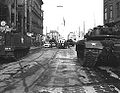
(0, 47), (120, 93)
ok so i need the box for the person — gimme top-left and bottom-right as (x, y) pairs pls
(0, 21), (7, 32)
(5, 25), (11, 32)
(10, 23), (16, 32)
(0, 21), (12, 33)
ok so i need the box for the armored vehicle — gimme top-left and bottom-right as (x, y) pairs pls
(0, 1), (31, 59)
(76, 26), (120, 67)
(57, 39), (68, 49)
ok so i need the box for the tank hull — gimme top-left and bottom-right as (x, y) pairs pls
(76, 38), (120, 67)
(0, 32), (31, 59)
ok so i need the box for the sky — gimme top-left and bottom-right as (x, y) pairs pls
(42, 0), (103, 39)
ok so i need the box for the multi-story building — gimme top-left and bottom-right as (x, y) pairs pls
(49, 30), (60, 42)
(0, 0), (43, 46)
(104, 0), (120, 28)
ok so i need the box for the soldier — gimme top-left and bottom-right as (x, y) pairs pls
(0, 21), (7, 32)
(0, 21), (11, 33)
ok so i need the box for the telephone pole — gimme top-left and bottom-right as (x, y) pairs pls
(83, 21), (85, 35)
(79, 26), (80, 38)
(93, 13), (96, 27)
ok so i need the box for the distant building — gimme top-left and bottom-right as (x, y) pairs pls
(49, 30), (60, 42)
(67, 32), (76, 42)
(104, 0), (120, 28)
(27, 0), (43, 46)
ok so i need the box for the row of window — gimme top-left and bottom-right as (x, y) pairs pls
(104, 1), (120, 22)
(104, 5), (113, 21)
(116, 2), (120, 18)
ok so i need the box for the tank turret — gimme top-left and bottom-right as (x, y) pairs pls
(76, 25), (120, 67)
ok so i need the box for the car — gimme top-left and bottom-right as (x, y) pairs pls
(67, 39), (75, 47)
(43, 43), (51, 48)
(50, 42), (56, 47)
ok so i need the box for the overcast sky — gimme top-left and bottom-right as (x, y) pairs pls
(42, 0), (103, 39)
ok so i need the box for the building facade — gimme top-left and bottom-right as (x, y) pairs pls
(104, 0), (120, 28)
(49, 30), (60, 42)
(0, 0), (43, 46)
(0, 0), (16, 25)
(28, 0), (44, 46)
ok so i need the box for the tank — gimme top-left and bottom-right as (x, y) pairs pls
(76, 26), (120, 67)
(0, 31), (31, 59)
(0, 2), (31, 59)
(57, 39), (68, 49)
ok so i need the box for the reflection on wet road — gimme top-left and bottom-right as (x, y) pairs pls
(0, 47), (120, 93)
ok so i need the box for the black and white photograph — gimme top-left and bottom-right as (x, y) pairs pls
(0, 0), (120, 93)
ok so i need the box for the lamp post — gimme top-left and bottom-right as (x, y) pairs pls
(57, 5), (63, 7)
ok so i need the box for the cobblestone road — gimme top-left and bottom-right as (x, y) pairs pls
(0, 47), (120, 93)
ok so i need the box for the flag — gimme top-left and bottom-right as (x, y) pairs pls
(63, 17), (65, 26)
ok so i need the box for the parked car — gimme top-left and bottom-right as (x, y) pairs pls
(50, 42), (56, 47)
(67, 39), (75, 47)
(43, 42), (51, 48)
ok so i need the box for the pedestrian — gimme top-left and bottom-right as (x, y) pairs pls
(0, 21), (7, 32)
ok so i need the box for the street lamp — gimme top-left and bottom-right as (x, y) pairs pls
(57, 5), (63, 7)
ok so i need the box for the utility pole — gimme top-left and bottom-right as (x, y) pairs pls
(93, 13), (96, 27)
(57, 5), (63, 7)
(46, 26), (47, 35)
(83, 21), (85, 36)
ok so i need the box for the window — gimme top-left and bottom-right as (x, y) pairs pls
(109, 5), (113, 19)
(116, 2), (120, 18)
(105, 8), (107, 20)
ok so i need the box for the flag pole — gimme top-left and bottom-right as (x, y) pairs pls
(63, 17), (65, 26)
(83, 21), (85, 36)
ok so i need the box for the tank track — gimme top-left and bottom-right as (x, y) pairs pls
(82, 49), (99, 67)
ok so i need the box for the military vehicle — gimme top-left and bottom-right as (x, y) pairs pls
(57, 39), (68, 49)
(76, 26), (120, 67)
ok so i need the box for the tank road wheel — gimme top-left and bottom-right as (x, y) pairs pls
(80, 49), (97, 67)
(14, 50), (22, 59)
(14, 48), (29, 60)
(23, 48), (29, 56)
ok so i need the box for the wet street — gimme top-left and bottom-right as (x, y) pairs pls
(0, 47), (120, 93)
